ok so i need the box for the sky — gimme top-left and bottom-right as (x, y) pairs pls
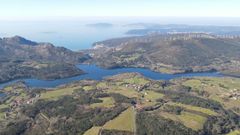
(0, 0), (240, 20)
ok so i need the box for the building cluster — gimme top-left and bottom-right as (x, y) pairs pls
(124, 82), (150, 92)
(228, 89), (240, 100)
(4, 91), (40, 119)
(221, 88), (240, 101)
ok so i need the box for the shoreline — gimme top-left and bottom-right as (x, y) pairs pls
(0, 64), (224, 89)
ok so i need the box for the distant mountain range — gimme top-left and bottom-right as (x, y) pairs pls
(125, 24), (240, 36)
(90, 33), (240, 75)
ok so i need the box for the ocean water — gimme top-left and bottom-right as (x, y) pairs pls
(0, 20), (130, 50)
(1, 17), (240, 50)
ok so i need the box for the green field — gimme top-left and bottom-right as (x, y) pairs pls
(182, 79), (202, 90)
(123, 76), (149, 85)
(125, 54), (141, 61)
(143, 91), (164, 101)
(227, 130), (240, 135)
(182, 77), (240, 109)
(107, 86), (139, 98)
(90, 97), (115, 108)
(159, 111), (207, 131)
(178, 112), (207, 130)
(3, 86), (13, 92)
(83, 86), (94, 91)
(96, 82), (108, 89)
(83, 126), (101, 135)
(183, 77), (240, 91)
(0, 104), (8, 120)
(169, 103), (218, 116)
(40, 86), (82, 100)
(103, 107), (135, 132)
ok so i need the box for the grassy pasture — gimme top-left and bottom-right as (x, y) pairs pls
(103, 107), (135, 132)
(182, 77), (240, 109)
(123, 77), (149, 85)
(0, 104), (8, 120)
(90, 97), (115, 108)
(183, 77), (240, 91)
(227, 130), (240, 135)
(40, 86), (82, 100)
(83, 126), (101, 135)
(159, 111), (207, 131)
(143, 91), (164, 101)
(178, 111), (207, 130)
(96, 82), (108, 89)
(107, 86), (139, 98)
(169, 102), (218, 116)
(83, 86), (94, 91)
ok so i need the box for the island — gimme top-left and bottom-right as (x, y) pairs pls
(86, 23), (113, 28)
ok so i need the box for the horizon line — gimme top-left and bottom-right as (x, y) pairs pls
(1, 16), (240, 21)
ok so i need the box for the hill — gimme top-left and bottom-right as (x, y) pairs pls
(0, 36), (90, 83)
(0, 36), (89, 63)
(125, 24), (240, 35)
(90, 33), (240, 74)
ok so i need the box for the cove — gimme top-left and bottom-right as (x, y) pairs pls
(0, 64), (223, 88)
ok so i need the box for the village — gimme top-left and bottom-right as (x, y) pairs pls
(0, 83), (41, 120)
(224, 88), (240, 100)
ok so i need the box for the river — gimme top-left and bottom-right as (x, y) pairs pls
(0, 64), (223, 88)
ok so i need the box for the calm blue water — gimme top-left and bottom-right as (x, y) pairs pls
(0, 93), (6, 98)
(1, 18), (240, 50)
(0, 21), (130, 50)
(0, 64), (223, 88)
(0, 93), (5, 97)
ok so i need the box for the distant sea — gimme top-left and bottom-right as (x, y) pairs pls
(0, 20), (130, 51)
(1, 17), (240, 50)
